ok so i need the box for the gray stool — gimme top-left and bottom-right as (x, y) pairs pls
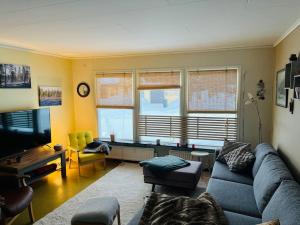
(71, 197), (121, 225)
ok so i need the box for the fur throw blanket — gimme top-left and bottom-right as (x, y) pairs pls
(139, 192), (228, 225)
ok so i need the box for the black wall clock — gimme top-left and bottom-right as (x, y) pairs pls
(77, 82), (90, 97)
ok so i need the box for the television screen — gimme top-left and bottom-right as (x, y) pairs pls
(0, 108), (51, 159)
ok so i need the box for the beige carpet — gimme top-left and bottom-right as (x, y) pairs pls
(34, 162), (207, 225)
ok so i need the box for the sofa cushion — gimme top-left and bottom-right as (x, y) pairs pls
(211, 161), (253, 185)
(253, 154), (293, 213)
(217, 141), (250, 164)
(252, 143), (277, 177)
(262, 180), (300, 225)
(224, 147), (255, 172)
(207, 178), (261, 218)
(224, 211), (262, 225)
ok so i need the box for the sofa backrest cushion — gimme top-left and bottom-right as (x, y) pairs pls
(253, 154), (293, 213)
(252, 143), (278, 177)
(262, 180), (300, 225)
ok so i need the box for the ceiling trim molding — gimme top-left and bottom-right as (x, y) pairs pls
(0, 42), (273, 60)
(68, 45), (273, 60)
(0, 43), (69, 59)
(273, 18), (300, 47)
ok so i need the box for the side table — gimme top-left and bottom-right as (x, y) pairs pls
(191, 151), (211, 172)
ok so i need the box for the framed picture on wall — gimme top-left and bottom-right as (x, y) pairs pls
(39, 86), (62, 106)
(0, 64), (31, 88)
(276, 69), (288, 108)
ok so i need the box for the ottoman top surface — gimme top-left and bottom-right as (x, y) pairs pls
(71, 197), (119, 225)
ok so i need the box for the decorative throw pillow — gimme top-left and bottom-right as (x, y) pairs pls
(216, 140), (251, 164)
(257, 219), (280, 225)
(223, 146), (255, 172)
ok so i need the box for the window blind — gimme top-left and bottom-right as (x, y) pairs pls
(96, 72), (133, 108)
(188, 69), (238, 113)
(138, 115), (237, 141)
(138, 71), (181, 90)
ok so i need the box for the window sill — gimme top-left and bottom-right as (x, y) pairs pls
(96, 138), (221, 153)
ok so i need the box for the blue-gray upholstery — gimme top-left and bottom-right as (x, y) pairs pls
(207, 178), (261, 218)
(143, 160), (202, 190)
(211, 161), (253, 185)
(127, 208), (143, 225)
(71, 197), (120, 225)
(253, 154), (293, 213)
(128, 143), (299, 225)
(262, 180), (300, 225)
(224, 211), (261, 225)
(252, 143), (278, 177)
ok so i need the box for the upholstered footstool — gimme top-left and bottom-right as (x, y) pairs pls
(143, 160), (202, 191)
(71, 197), (120, 225)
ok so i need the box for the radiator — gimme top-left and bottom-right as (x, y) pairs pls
(107, 146), (154, 161)
(169, 150), (193, 160)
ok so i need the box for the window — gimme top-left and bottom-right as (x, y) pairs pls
(96, 72), (133, 108)
(137, 71), (181, 144)
(187, 69), (238, 146)
(96, 72), (134, 141)
(139, 89), (180, 116)
(96, 68), (239, 147)
(97, 109), (133, 141)
(187, 69), (237, 113)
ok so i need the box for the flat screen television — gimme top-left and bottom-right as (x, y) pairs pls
(0, 108), (51, 159)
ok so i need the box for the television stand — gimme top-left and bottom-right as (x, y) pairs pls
(0, 147), (66, 181)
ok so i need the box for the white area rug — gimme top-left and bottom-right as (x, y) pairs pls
(35, 162), (207, 225)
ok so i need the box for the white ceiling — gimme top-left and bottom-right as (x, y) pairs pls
(0, 0), (300, 58)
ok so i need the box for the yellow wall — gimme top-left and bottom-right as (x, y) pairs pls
(72, 47), (274, 147)
(272, 25), (300, 181)
(0, 47), (74, 148)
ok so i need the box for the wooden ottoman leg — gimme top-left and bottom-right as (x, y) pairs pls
(28, 202), (35, 223)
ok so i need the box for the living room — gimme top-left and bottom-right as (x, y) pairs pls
(0, 1), (299, 225)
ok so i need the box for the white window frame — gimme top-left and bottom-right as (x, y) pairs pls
(95, 69), (135, 141)
(185, 66), (242, 142)
(136, 68), (184, 142)
(95, 66), (242, 144)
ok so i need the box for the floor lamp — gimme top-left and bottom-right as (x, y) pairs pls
(245, 93), (262, 143)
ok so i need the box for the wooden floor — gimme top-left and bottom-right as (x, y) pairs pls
(13, 160), (210, 225)
(13, 159), (120, 225)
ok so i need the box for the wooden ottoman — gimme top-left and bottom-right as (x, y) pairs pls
(143, 160), (202, 191)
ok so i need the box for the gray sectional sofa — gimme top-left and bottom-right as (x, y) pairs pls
(128, 143), (300, 225)
(207, 143), (300, 225)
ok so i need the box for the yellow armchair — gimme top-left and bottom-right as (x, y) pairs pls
(68, 131), (106, 175)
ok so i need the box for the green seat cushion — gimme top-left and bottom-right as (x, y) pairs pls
(78, 151), (105, 163)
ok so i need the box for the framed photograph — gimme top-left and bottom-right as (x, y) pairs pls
(39, 86), (62, 106)
(276, 69), (288, 108)
(0, 64), (31, 88)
